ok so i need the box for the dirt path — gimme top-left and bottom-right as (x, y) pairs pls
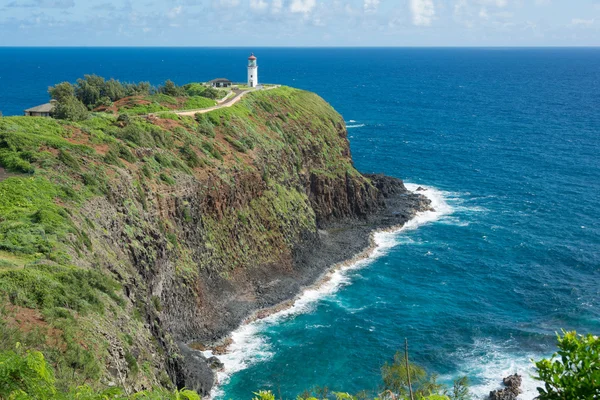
(153, 85), (280, 118)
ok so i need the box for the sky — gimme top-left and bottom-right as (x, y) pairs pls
(0, 0), (599, 46)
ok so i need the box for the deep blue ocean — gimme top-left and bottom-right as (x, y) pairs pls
(1, 48), (599, 399)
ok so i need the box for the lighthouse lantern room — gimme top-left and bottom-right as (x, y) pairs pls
(247, 53), (258, 88)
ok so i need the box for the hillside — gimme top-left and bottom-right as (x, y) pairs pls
(0, 86), (430, 396)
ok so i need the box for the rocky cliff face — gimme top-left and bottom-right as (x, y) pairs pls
(0, 87), (428, 395)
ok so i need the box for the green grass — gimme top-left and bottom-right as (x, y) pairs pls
(118, 103), (170, 115)
(0, 177), (74, 257)
(0, 117), (88, 173)
(182, 96), (216, 110)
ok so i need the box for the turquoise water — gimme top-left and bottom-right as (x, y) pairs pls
(1, 48), (599, 399)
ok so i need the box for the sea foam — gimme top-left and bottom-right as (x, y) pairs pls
(448, 338), (540, 400)
(206, 183), (453, 399)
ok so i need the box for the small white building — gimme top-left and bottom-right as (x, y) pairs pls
(247, 53), (258, 88)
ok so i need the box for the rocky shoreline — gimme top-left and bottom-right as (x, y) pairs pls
(180, 174), (433, 395)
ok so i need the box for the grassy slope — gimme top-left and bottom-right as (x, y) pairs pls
(0, 87), (370, 393)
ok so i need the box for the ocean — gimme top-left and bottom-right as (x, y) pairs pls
(1, 47), (599, 399)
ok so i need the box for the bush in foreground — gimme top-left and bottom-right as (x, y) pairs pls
(533, 331), (600, 400)
(0, 344), (201, 400)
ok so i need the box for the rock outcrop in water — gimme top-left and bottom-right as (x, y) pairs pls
(0, 86), (429, 395)
(489, 374), (523, 400)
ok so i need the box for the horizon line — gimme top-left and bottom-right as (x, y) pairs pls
(1, 45), (599, 49)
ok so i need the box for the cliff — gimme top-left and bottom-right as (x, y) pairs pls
(0, 87), (429, 395)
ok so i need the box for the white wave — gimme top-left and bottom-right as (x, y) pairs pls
(346, 124), (365, 129)
(207, 183), (453, 399)
(348, 119), (356, 123)
(446, 339), (541, 400)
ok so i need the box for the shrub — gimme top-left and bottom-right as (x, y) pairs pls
(179, 142), (202, 168)
(159, 80), (185, 97)
(48, 82), (75, 102)
(0, 264), (121, 313)
(52, 96), (89, 122)
(0, 345), (201, 399)
(534, 331), (600, 399)
(0, 345), (56, 399)
(182, 97), (216, 110)
(58, 149), (80, 171)
(159, 173), (175, 185)
(75, 74), (105, 106)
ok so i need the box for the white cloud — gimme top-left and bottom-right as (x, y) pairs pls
(410, 0), (435, 26)
(290, 0), (316, 14)
(272, 0), (283, 13)
(571, 18), (595, 26)
(214, 0), (239, 8)
(167, 6), (182, 18)
(364, 0), (379, 13)
(250, 0), (268, 11)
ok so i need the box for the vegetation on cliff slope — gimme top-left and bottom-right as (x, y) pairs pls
(48, 75), (224, 120)
(0, 83), (376, 394)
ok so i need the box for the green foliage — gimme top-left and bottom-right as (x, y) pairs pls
(75, 75), (105, 106)
(124, 351), (139, 376)
(104, 78), (127, 102)
(52, 96), (89, 122)
(381, 351), (444, 399)
(0, 263), (121, 313)
(195, 115), (215, 138)
(157, 112), (180, 121)
(533, 331), (600, 400)
(182, 83), (225, 99)
(119, 103), (170, 116)
(160, 173), (176, 185)
(159, 80), (185, 97)
(0, 177), (73, 255)
(0, 344), (56, 399)
(58, 149), (80, 171)
(179, 142), (203, 168)
(182, 97), (216, 110)
(116, 122), (173, 149)
(449, 377), (471, 400)
(48, 82), (75, 102)
(252, 390), (276, 400)
(0, 117), (80, 173)
(0, 345), (201, 399)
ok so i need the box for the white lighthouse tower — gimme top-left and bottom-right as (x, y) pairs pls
(247, 53), (258, 88)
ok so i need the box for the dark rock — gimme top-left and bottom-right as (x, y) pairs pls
(207, 356), (224, 370)
(489, 373), (522, 400)
(489, 388), (518, 400)
(416, 186), (426, 191)
(177, 343), (215, 396)
(503, 374), (522, 391)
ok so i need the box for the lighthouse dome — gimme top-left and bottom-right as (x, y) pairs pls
(248, 53), (257, 60)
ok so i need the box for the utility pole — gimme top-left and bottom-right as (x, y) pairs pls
(405, 338), (414, 400)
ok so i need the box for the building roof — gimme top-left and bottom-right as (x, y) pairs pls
(248, 53), (256, 60)
(24, 100), (56, 113)
(208, 78), (232, 84)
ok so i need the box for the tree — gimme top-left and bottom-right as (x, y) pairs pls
(75, 74), (105, 106)
(448, 377), (470, 400)
(125, 81), (152, 96)
(52, 96), (89, 121)
(381, 351), (444, 398)
(534, 331), (600, 400)
(104, 78), (126, 102)
(48, 82), (75, 102)
(159, 80), (184, 97)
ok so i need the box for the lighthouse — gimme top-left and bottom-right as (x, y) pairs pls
(247, 53), (258, 88)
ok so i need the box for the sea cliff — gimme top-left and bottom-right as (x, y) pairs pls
(0, 86), (429, 395)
